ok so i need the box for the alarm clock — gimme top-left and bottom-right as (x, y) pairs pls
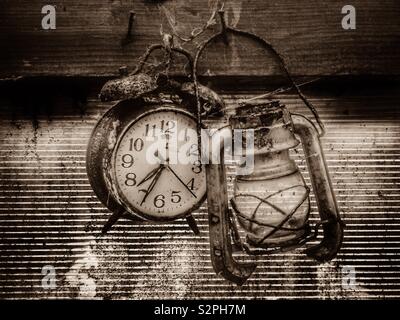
(111, 104), (206, 221)
(87, 70), (225, 232)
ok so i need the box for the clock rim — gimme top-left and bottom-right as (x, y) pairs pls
(110, 104), (207, 222)
(86, 99), (147, 219)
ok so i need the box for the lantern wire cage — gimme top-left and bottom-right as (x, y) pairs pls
(229, 189), (337, 255)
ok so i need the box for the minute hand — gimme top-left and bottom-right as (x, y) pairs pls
(137, 165), (161, 187)
(167, 165), (197, 199)
(140, 166), (165, 206)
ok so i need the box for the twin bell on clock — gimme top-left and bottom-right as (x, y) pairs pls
(87, 26), (344, 285)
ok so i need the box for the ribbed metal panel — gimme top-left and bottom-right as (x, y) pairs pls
(0, 90), (399, 299)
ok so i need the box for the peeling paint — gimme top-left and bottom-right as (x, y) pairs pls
(108, 120), (120, 150)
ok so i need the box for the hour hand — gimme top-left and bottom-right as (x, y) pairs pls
(137, 165), (161, 187)
(140, 166), (165, 206)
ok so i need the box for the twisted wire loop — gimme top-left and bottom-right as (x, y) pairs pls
(230, 185), (314, 255)
(130, 44), (194, 79)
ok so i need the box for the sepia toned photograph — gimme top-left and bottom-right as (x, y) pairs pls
(0, 0), (399, 308)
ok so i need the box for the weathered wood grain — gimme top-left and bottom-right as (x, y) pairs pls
(0, 0), (399, 78)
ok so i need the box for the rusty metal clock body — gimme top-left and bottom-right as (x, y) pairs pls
(86, 48), (224, 231)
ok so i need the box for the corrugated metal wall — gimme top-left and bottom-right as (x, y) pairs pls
(1, 84), (400, 299)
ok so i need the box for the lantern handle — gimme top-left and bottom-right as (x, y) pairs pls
(193, 17), (325, 136)
(292, 114), (344, 261)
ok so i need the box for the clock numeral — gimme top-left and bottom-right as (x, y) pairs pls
(145, 124), (157, 137)
(186, 178), (195, 191)
(124, 173), (137, 186)
(145, 120), (176, 139)
(161, 120), (176, 134)
(121, 154), (134, 168)
(192, 160), (202, 174)
(186, 144), (200, 157)
(154, 194), (165, 208)
(171, 191), (182, 204)
(130, 138), (144, 152)
(153, 192), (182, 208)
(184, 128), (190, 142)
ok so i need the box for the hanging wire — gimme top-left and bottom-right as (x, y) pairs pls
(239, 77), (322, 106)
(192, 4), (326, 136)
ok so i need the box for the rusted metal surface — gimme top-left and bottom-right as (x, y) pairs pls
(99, 74), (225, 117)
(0, 81), (400, 298)
(292, 114), (344, 262)
(89, 69), (225, 228)
(206, 146), (257, 285)
(99, 73), (158, 102)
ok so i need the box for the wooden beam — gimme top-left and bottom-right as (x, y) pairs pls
(0, 0), (399, 78)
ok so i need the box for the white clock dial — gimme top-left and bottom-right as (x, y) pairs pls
(112, 107), (206, 220)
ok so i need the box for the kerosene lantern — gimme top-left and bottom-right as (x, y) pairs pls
(193, 14), (344, 285)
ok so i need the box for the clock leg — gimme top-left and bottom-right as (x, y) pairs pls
(186, 214), (200, 235)
(101, 209), (125, 235)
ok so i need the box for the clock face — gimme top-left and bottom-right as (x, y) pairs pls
(112, 106), (206, 220)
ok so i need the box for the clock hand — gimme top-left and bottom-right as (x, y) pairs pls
(155, 149), (169, 165)
(166, 165), (197, 199)
(140, 165), (165, 206)
(137, 165), (162, 187)
(156, 146), (197, 198)
(137, 148), (169, 187)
